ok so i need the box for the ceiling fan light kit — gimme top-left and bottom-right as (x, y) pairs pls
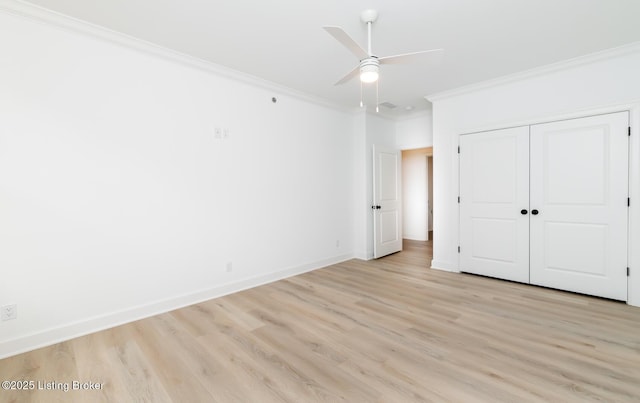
(323, 9), (443, 110)
(359, 58), (379, 83)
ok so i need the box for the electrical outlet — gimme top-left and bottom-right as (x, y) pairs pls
(226, 262), (233, 272)
(1, 304), (17, 321)
(336, 240), (340, 248)
(214, 127), (222, 139)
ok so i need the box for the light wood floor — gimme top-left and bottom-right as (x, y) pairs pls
(2, 239), (640, 402)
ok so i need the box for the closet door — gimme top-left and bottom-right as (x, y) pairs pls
(529, 112), (628, 300)
(460, 126), (530, 283)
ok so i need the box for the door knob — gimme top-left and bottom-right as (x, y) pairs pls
(520, 209), (528, 215)
(531, 209), (539, 215)
(371, 205), (381, 210)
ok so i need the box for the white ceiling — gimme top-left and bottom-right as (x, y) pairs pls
(21, 0), (640, 117)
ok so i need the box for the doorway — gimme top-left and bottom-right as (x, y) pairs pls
(401, 147), (433, 251)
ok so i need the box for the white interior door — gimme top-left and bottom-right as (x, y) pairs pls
(459, 126), (530, 283)
(373, 145), (402, 258)
(530, 112), (629, 300)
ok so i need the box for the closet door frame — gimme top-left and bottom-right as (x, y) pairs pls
(458, 105), (637, 304)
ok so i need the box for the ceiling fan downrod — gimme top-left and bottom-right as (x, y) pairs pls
(360, 9), (379, 56)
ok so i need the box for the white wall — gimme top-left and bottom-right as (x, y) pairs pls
(428, 43), (640, 307)
(352, 112), (368, 259)
(0, 6), (357, 358)
(396, 113), (433, 150)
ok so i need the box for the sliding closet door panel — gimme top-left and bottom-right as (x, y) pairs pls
(460, 126), (530, 283)
(530, 112), (628, 300)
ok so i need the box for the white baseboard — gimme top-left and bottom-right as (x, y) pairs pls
(0, 253), (354, 359)
(627, 292), (640, 308)
(353, 249), (373, 260)
(430, 260), (460, 273)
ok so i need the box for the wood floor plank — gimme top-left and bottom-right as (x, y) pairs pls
(196, 314), (337, 402)
(128, 318), (213, 402)
(2, 239), (640, 402)
(105, 337), (173, 403)
(70, 330), (131, 403)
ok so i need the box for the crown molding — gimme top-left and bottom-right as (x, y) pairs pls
(426, 41), (640, 102)
(372, 106), (433, 121)
(393, 109), (432, 121)
(0, 0), (352, 115)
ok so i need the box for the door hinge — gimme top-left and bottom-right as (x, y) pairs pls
(458, 246), (461, 253)
(457, 146), (460, 154)
(628, 197), (631, 207)
(629, 126), (631, 136)
(627, 267), (630, 277)
(458, 196), (460, 204)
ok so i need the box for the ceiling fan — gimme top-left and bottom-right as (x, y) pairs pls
(324, 9), (443, 109)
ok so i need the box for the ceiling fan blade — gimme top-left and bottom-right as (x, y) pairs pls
(379, 49), (444, 65)
(334, 65), (360, 85)
(323, 26), (369, 60)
